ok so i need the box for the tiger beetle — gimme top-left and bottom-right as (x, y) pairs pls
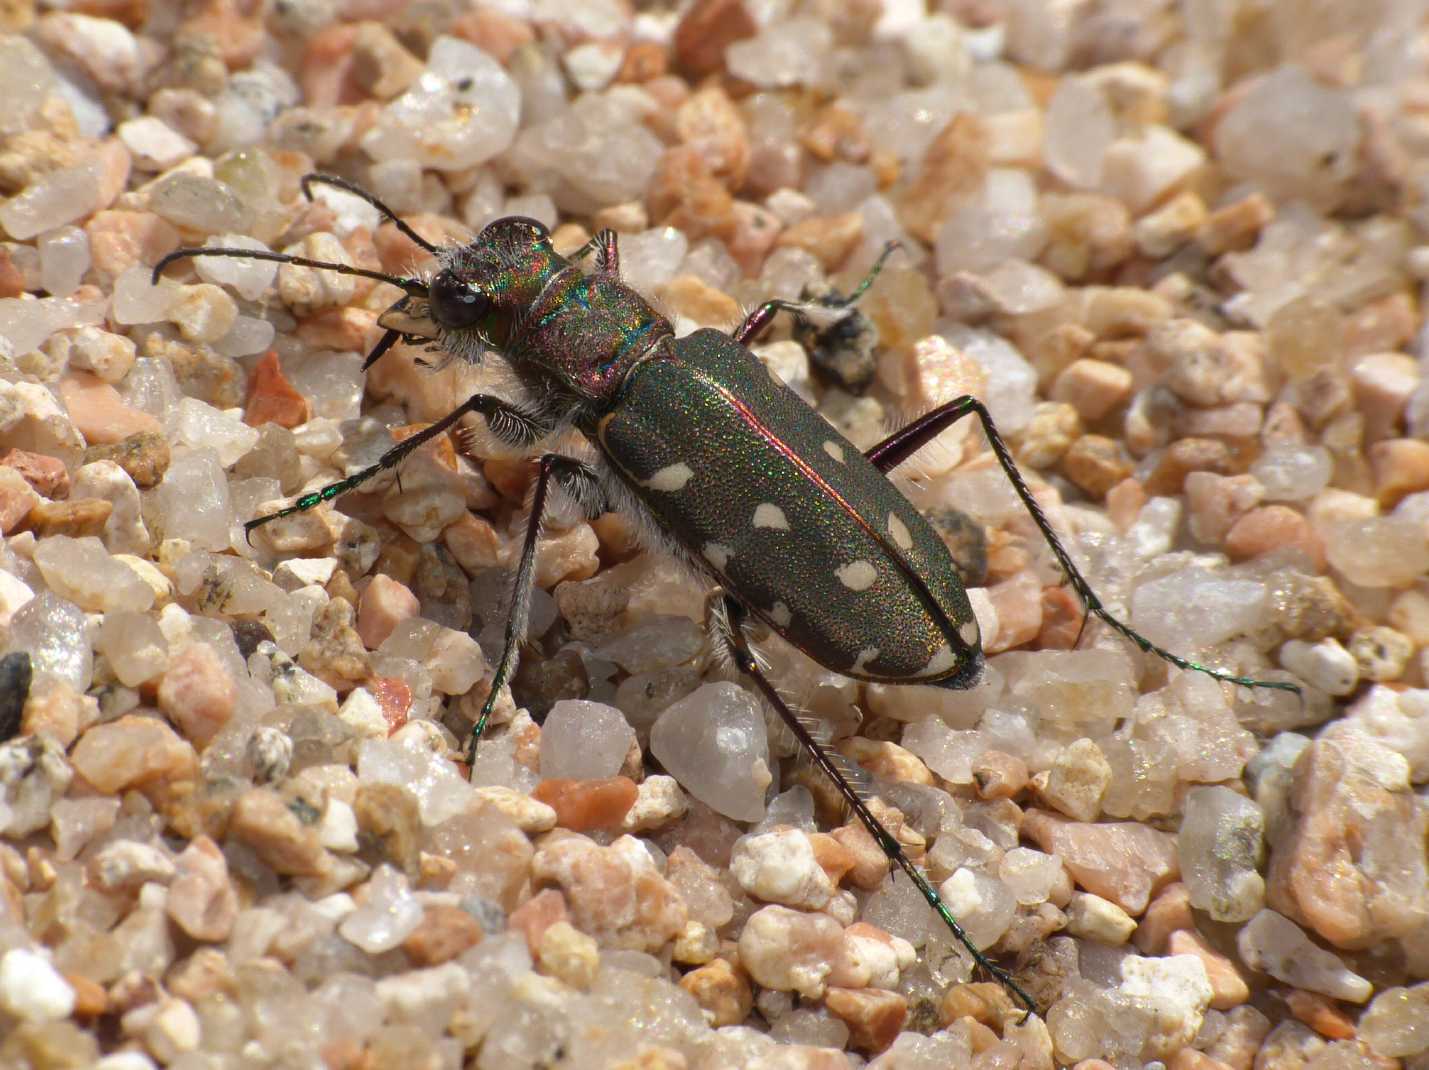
(154, 173), (1301, 1018)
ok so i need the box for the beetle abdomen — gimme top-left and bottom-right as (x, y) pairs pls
(598, 329), (981, 687)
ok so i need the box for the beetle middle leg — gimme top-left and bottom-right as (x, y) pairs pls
(864, 395), (1301, 695)
(467, 454), (604, 763)
(708, 590), (1038, 1017)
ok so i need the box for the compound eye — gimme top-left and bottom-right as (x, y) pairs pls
(428, 270), (489, 330)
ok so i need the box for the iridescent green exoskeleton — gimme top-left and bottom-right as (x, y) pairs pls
(154, 174), (1301, 1017)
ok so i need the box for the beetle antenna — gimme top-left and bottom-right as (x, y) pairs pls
(150, 247), (428, 297)
(300, 173), (440, 255)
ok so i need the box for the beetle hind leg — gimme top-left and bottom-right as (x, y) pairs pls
(865, 395), (1301, 698)
(710, 592), (1038, 1018)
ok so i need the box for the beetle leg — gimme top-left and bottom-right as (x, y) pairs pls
(467, 398), (557, 452)
(568, 228), (621, 277)
(466, 454), (601, 765)
(245, 392), (546, 535)
(711, 591), (1038, 1018)
(733, 241), (901, 346)
(866, 395), (1302, 696)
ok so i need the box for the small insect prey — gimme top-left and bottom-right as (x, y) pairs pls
(155, 174), (1301, 1017)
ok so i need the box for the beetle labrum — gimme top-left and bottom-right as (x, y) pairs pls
(155, 174), (1300, 1016)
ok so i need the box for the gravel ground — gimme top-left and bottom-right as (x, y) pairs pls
(1, 1), (1428, 1068)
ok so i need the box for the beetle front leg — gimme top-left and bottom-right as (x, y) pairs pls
(568, 228), (620, 277)
(708, 591), (1038, 1018)
(865, 396), (1301, 696)
(466, 454), (603, 765)
(246, 393), (550, 534)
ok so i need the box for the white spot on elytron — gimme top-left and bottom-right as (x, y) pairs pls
(923, 642), (958, 677)
(835, 559), (877, 592)
(752, 503), (789, 530)
(823, 440), (845, 463)
(702, 542), (732, 570)
(644, 462), (693, 492)
(850, 647), (880, 675)
(959, 618), (980, 648)
(888, 512), (913, 550)
(769, 602), (792, 628)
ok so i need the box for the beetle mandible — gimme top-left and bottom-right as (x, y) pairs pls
(155, 174), (1300, 1016)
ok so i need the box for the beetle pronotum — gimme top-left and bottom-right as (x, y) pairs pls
(154, 173), (1299, 1016)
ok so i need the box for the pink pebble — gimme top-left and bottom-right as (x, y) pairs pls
(357, 573), (421, 649)
(157, 643), (237, 749)
(57, 372), (162, 446)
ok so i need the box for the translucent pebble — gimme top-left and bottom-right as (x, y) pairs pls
(1213, 65), (1358, 206)
(283, 351), (364, 421)
(1003, 649), (1135, 739)
(618, 228), (689, 296)
(0, 36), (55, 136)
(1178, 786), (1265, 923)
(358, 738), (474, 826)
(539, 699), (636, 781)
(145, 172), (253, 234)
(936, 169), (1046, 276)
(338, 865), (423, 953)
(0, 154), (109, 240)
(1322, 516), (1429, 588)
(1130, 566), (1268, 651)
(978, 259), (1065, 315)
(1045, 77), (1114, 188)
(96, 610), (169, 687)
(876, 1031), (973, 1070)
(174, 398), (260, 467)
(38, 226), (91, 298)
(758, 246), (824, 301)
(214, 315), (276, 358)
(804, 162), (876, 215)
(120, 356), (181, 422)
(33, 535), (155, 614)
(118, 116), (196, 171)
(151, 449), (234, 551)
(1237, 909), (1372, 1002)
(726, 18), (834, 89)
(901, 719), (985, 785)
(650, 682), (771, 822)
(379, 619), (483, 695)
(362, 36), (520, 172)
(1251, 445), (1332, 501)
(0, 292), (106, 358)
(4, 592), (92, 690)
(998, 847), (1062, 906)
(509, 93), (664, 212)
(940, 324), (1037, 433)
(112, 265), (181, 325)
(194, 235), (278, 300)
(939, 868), (1016, 949)
(594, 616), (705, 674)
(1358, 983), (1429, 1057)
